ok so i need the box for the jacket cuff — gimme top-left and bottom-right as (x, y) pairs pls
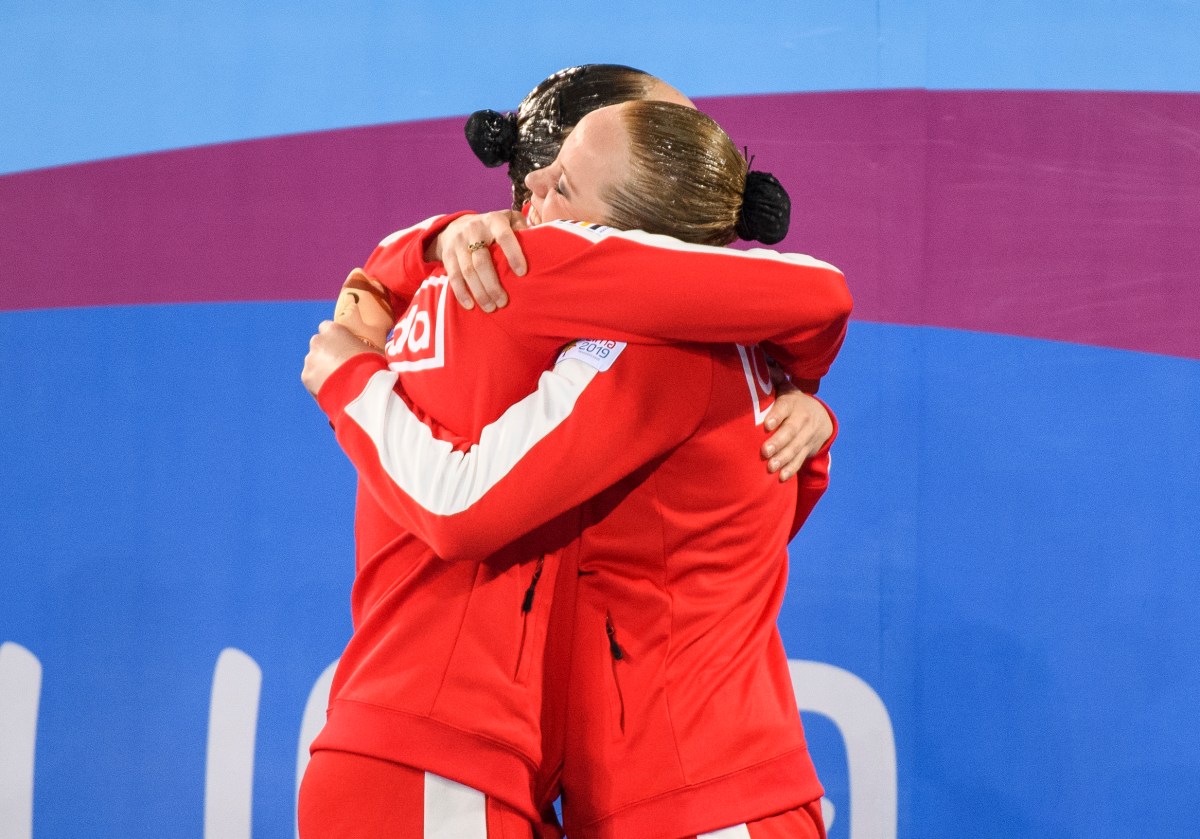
(809, 394), (839, 460)
(316, 352), (392, 426)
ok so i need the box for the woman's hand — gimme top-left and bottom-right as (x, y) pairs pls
(761, 384), (833, 481)
(433, 210), (530, 312)
(302, 320), (383, 397)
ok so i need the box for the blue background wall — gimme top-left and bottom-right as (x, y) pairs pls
(2, 3), (1198, 837)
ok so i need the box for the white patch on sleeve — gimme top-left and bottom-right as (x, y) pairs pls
(556, 339), (626, 373)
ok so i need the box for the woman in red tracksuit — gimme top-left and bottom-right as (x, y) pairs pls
(300, 98), (850, 838)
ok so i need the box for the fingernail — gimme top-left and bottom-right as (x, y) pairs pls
(497, 295), (509, 308)
(769, 458), (780, 471)
(764, 444), (775, 457)
(481, 302), (496, 313)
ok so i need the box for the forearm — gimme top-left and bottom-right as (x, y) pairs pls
(316, 343), (709, 561)
(497, 224), (854, 379)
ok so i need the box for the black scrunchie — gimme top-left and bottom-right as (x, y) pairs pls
(736, 171), (791, 245)
(464, 109), (519, 168)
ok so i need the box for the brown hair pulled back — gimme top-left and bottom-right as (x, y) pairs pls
(465, 64), (659, 209)
(603, 100), (748, 247)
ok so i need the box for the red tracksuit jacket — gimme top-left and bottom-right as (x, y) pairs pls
(312, 215), (851, 827)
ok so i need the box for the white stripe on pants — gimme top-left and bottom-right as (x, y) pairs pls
(423, 772), (487, 838)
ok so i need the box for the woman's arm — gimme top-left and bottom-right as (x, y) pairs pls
(305, 321), (711, 562)
(354, 211), (478, 309)
(411, 215), (853, 384)
(510, 222), (853, 383)
(360, 212), (852, 384)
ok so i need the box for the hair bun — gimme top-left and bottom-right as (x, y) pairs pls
(464, 109), (519, 167)
(736, 170), (791, 245)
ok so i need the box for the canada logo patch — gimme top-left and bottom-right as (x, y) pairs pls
(386, 277), (449, 371)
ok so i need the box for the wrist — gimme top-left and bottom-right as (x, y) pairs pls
(316, 351), (391, 423)
(416, 211), (476, 269)
(423, 235), (441, 264)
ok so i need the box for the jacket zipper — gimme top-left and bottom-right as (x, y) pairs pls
(514, 557), (545, 678)
(605, 611), (626, 733)
(522, 557), (545, 613)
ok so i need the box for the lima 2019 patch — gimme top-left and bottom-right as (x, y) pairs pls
(556, 339), (626, 372)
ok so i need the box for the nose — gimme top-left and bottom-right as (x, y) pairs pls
(525, 165), (550, 197)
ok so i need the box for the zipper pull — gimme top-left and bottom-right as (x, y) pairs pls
(605, 613), (624, 660)
(521, 557), (545, 613)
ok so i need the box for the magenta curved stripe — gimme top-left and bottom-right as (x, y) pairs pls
(2, 90), (1198, 359)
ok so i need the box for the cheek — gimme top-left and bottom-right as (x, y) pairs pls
(541, 193), (570, 222)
